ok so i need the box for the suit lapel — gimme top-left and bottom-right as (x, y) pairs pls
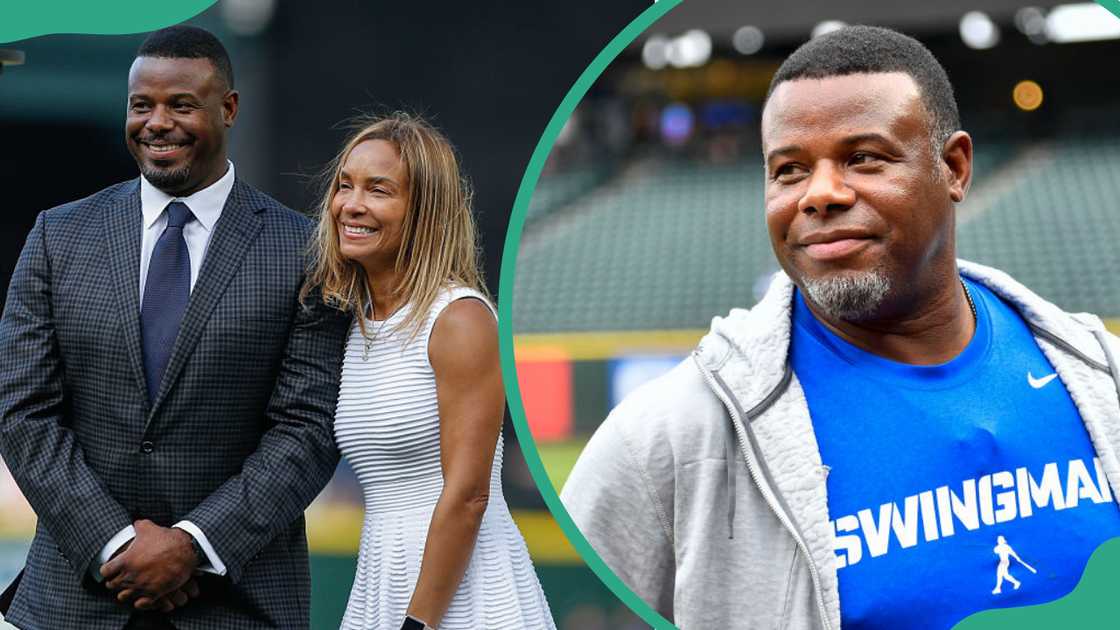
(104, 180), (150, 406)
(146, 180), (264, 425)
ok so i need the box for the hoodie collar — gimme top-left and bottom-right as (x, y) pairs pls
(695, 269), (797, 415)
(697, 259), (1110, 407)
(957, 259), (1109, 366)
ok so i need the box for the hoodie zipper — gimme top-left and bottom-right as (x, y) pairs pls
(695, 355), (834, 630)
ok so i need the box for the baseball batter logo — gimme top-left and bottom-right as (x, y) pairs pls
(992, 535), (1037, 594)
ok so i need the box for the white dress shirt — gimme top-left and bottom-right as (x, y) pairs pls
(94, 162), (236, 580)
(138, 161), (235, 298)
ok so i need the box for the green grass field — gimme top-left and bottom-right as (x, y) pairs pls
(538, 438), (592, 492)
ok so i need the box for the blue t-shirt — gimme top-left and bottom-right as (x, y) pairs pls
(790, 278), (1120, 629)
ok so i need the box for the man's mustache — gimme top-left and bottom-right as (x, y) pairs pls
(133, 133), (192, 145)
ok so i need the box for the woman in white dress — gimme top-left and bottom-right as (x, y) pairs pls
(302, 113), (555, 630)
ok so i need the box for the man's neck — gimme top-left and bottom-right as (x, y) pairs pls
(153, 159), (230, 198)
(802, 270), (976, 365)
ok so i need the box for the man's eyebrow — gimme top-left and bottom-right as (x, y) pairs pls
(765, 133), (898, 165)
(839, 132), (894, 146)
(127, 92), (201, 101)
(765, 144), (802, 166)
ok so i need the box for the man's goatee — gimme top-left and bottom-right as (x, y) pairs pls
(802, 270), (891, 322)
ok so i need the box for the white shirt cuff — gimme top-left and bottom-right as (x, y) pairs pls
(93, 525), (136, 581)
(173, 520), (227, 576)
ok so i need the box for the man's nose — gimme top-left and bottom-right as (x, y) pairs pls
(145, 105), (174, 132)
(798, 161), (856, 215)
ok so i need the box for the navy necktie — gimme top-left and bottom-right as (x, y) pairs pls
(141, 201), (194, 402)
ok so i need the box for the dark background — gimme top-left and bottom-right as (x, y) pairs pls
(0, 1), (649, 303)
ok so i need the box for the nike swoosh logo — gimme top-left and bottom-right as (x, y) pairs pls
(1028, 372), (1058, 389)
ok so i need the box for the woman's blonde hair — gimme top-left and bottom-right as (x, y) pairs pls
(302, 112), (487, 340)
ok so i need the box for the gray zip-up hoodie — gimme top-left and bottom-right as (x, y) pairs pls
(560, 260), (1120, 630)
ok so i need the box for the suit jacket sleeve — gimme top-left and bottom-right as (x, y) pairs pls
(0, 212), (133, 582)
(182, 286), (348, 583)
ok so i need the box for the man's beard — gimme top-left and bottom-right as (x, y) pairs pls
(801, 269), (891, 322)
(140, 161), (192, 193)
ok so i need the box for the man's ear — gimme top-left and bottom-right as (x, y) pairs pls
(222, 90), (239, 129)
(942, 130), (973, 203)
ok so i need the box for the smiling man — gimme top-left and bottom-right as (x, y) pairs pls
(562, 26), (1120, 629)
(0, 25), (348, 630)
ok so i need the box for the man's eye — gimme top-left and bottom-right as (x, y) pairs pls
(773, 164), (806, 181)
(850, 152), (879, 165)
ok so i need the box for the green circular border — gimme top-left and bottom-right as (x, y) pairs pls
(497, 1), (1120, 628)
(497, 1), (682, 628)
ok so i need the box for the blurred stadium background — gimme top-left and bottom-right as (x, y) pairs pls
(0, 1), (653, 628)
(513, 0), (1120, 493)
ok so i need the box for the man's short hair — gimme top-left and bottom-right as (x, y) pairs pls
(766, 25), (959, 154)
(137, 25), (234, 89)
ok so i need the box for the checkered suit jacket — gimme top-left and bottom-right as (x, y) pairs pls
(0, 178), (350, 629)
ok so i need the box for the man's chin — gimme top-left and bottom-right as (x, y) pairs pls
(139, 163), (193, 194)
(799, 268), (892, 323)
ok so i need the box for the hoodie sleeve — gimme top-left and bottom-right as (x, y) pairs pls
(1094, 328), (1120, 393)
(561, 411), (676, 621)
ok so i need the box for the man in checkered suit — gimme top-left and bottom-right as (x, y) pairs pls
(0, 26), (349, 630)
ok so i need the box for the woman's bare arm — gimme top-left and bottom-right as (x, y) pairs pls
(406, 298), (504, 627)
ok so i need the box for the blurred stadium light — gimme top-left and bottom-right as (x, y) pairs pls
(960, 11), (1001, 48)
(220, 0), (276, 36)
(642, 34), (671, 69)
(812, 20), (849, 38)
(667, 29), (713, 67)
(732, 25), (766, 55)
(1013, 79), (1044, 110)
(1046, 2), (1120, 42)
(659, 103), (694, 145)
(0, 49), (24, 76)
(1015, 6), (1050, 42)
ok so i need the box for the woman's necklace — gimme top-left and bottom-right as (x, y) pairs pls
(362, 301), (401, 361)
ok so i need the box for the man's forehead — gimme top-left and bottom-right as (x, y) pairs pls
(761, 72), (924, 143)
(128, 56), (218, 90)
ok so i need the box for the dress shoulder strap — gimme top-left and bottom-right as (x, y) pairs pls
(422, 286), (497, 352)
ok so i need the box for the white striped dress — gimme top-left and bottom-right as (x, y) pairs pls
(334, 286), (556, 630)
